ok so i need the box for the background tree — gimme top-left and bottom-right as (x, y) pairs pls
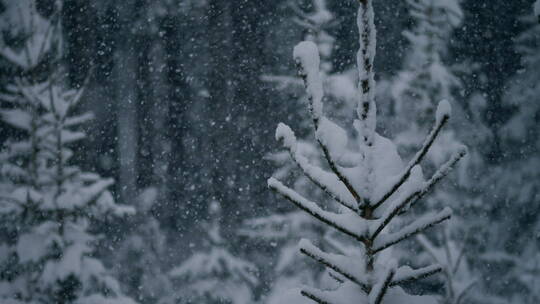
(0, 1), (135, 303)
(479, 3), (540, 302)
(389, 1), (488, 301)
(112, 188), (173, 304)
(167, 201), (258, 304)
(416, 225), (476, 304)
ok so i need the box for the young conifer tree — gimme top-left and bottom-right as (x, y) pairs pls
(168, 202), (258, 304)
(0, 1), (135, 303)
(113, 188), (172, 304)
(267, 0), (468, 303)
(416, 225), (476, 304)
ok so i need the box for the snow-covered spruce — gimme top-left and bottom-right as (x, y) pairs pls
(0, 2), (135, 304)
(267, 1), (467, 303)
(112, 188), (173, 304)
(168, 202), (258, 304)
(416, 226), (476, 304)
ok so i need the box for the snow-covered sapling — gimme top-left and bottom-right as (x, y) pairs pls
(0, 2), (135, 303)
(416, 228), (476, 304)
(169, 202), (258, 304)
(268, 1), (467, 303)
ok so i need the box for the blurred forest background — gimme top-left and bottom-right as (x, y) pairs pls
(0, 0), (539, 304)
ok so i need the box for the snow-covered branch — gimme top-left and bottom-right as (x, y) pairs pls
(268, 178), (367, 242)
(276, 123), (359, 212)
(370, 166), (423, 240)
(299, 239), (370, 292)
(294, 41), (363, 205)
(356, 0), (376, 122)
(391, 264), (443, 286)
(301, 288), (333, 304)
(371, 145), (465, 239)
(354, 0), (377, 206)
(373, 100), (451, 208)
(294, 42), (324, 124)
(369, 265), (395, 304)
(374, 208), (452, 253)
(404, 146), (467, 212)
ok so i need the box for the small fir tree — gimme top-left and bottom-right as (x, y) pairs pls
(168, 202), (258, 304)
(113, 188), (173, 304)
(267, 0), (468, 303)
(0, 2), (135, 303)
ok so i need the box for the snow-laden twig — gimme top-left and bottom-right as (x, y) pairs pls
(404, 146), (467, 213)
(268, 178), (367, 242)
(294, 42), (324, 123)
(301, 288), (333, 304)
(369, 264), (395, 304)
(294, 41), (364, 205)
(374, 208), (452, 253)
(355, 0), (377, 203)
(370, 166), (423, 239)
(371, 146), (465, 238)
(299, 239), (370, 292)
(276, 123), (359, 212)
(391, 264), (443, 286)
(372, 100), (451, 208)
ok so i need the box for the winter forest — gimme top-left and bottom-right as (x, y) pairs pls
(0, 0), (539, 303)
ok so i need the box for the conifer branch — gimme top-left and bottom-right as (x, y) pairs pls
(372, 110), (449, 209)
(300, 239), (370, 292)
(276, 124), (359, 212)
(268, 178), (366, 242)
(301, 290), (332, 304)
(391, 264), (443, 286)
(294, 47), (364, 205)
(374, 208), (452, 253)
(370, 267), (395, 304)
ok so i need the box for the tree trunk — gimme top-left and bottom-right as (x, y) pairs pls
(207, 0), (234, 209)
(149, 36), (171, 205)
(114, 0), (138, 204)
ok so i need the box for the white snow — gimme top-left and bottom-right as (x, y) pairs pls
(436, 99), (452, 123)
(316, 117), (349, 163)
(293, 41), (324, 120)
(374, 208), (452, 252)
(276, 123), (297, 153)
(299, 239), (368, 288)
(292, 152), (358, 211)
(16, 222), (59, 263)
(0, 110), (32, 131)
(268, 178), (368, 240)
(267, 288), (313, 304)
